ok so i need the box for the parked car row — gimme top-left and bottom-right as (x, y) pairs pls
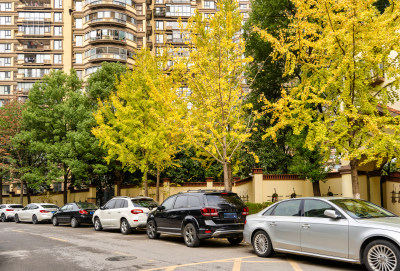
(2, 193), (400, 271)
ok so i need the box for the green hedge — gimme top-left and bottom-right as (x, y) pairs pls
(246, 202), (274, 215)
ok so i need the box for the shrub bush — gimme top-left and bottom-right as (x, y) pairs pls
(246, 202), (274, 215)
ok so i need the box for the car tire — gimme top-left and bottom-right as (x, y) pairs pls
(120, 218), (131, 235)
(227, 236), (243, 245)
(147, 220), (160, 239)
(14, 214), (20, 223)
(94, 217), (102, 231)
(252, 230), (274, 257)
(32, 215), (38, 224)
(52, 217), (59, 226)
(364, 239), (400, 271)
(183, 223), (200, 247)
(1, 213), (6, 222)
(71, 217), (79, 228)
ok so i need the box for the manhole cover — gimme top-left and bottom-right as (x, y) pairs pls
(106, 256), (137, 261)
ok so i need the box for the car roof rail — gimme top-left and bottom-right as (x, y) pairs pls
(114, 196), (130, 198)
(182, 189), (231, 194)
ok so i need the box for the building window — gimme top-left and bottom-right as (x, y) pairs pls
(156, 34), (163, 44)
(0, 85), (10, 94)
(0, 58), (11, 66)
(17, 82), (34, 91)
(19, 12), (51, 20)
(0, 3), (11, 11)
(203, 0), (215, 9)
(75, 18), (82, 29)
(54, 40), (62, 50)
(54, 0), (62, 8)
(76, 70), (82, 79)
(19, 25), (51, 35)
(54, 54), (62, 64)
(75, 53), (82, 64)
(0, 43), (11, 52)
(155, 0), (163, 3)
(54, 12), (62, 22)
(75, 35), (83, 46)
(54, 26), (62, 36)
(240, 4), (247, 9)
(0, 71), (11, 80)
(0, 16), (11, 25)
(166, 5), (191, 17)
(0, 30), (11, 39)
(156, 21), (163, 30)
(53, 183), (62, 192)
(75, 1), (82, 11)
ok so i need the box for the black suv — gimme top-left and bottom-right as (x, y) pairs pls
(146, 190), (249, 247)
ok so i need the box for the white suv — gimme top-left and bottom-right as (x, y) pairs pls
(0, 204), (24, 222)
(92, 196), (158, 234)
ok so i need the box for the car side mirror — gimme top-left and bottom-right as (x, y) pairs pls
(324, 209), (341, 219)
(157, 206), (165, 211)
(100, 206), (105, 210)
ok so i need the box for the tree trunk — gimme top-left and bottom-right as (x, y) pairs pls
(156, 169), (160, 202)
(115, 170), (123, 196)
(223, 162), (232, 191)
(143, 171), (148, 197)
(19, 181), (24, 205)
(350, 159), (360, 199)
(312, 181), (321, 196)
(63, 171), (68, 204)
(0, 174), (2, 204)
(24, 181), (31, 204)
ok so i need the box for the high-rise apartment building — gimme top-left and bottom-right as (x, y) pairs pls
(0, 0), (250, 106)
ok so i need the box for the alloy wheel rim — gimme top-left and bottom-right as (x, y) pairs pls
(53, 218), (57, 225)
(95, 219), (100, 229)
(254, 234), (268, 254)
(148, 222), (155, 236)
(368, 244), (397, 271)
(1, 214), (5, 221)
(185, 226), (194, 244)
(122, 221), (127, 232)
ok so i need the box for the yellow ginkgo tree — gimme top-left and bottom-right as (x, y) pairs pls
(93, 49), (184, 198)
(178, 0), (258, 191)
(258, 0), (400, 198)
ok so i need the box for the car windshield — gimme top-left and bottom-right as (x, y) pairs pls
(330, 199), (396, 219)
(40, 204), (59, 209)
(76, 202), (98, 209)
(131, 198), (158, 208)
(206, 193), (244, 207)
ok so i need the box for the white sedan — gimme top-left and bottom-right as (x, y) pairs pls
(0, 204), (24, 222)
(15, 203), (59, 224)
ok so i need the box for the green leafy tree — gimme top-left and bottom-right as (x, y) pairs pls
(259, 0), (400, 198)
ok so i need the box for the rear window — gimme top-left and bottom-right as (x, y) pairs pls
(206, 194), (245, 207)
(131, 198), (158, 208)
(76, 202), (98, 209)
(41, 204), (59, 209)
(10, 205), (23, 208)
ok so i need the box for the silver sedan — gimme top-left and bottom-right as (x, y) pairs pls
(244, 197), (400, 271)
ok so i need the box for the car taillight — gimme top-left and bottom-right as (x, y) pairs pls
(79, 210), (88, 214)
(5, 209), (13, 211)
(201, 208), (219, 217)
(40, 210), (49, 213)
(242, 207), (249, 216)
(131, 209), (143, 214)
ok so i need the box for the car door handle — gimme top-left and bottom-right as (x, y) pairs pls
(117, 212), (121, 213)
(269, 222), (277, 226)
(302, 224), (310, 229)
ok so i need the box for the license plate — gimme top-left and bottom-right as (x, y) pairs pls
(224, 212), (237, 219)
(51, 211), (55, 214)
(90, 211), (94, 215)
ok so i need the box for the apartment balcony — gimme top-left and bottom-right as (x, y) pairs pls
(16, 32), (52, 39)
(146, 9), (152, 20)
(17, 59), (52, 66)
(146, 24), (152, 35)
(87, 53), (127, 63)
(16, 0), (51, 10)
(154, 9), (165, 17)
(146, 0), (151, 4)
(16, 18), (52, 23)
(88, 36), (127, 45)
(84, 0), (126, 9)
(87, 18), (127, 27)
(16, 44), (51, 51)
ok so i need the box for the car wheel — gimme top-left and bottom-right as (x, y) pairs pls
(32, 215), (38, 224)
(71, 217), (79, 228)
(364, 239), (400, 271)
(147, 220), (160, 239)
(183, 223), (200, 247)
(252, 230), (274, 257)
(120, 218), (131, 235)
(94, 217), (102, 231)
(1, 213), (6, 222)
(14, 214), (20, 223)
(52, 217), (59, 226)
(227, 236), (243, 245)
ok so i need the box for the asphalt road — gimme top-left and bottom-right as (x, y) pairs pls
(0, 222), (363, 271)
